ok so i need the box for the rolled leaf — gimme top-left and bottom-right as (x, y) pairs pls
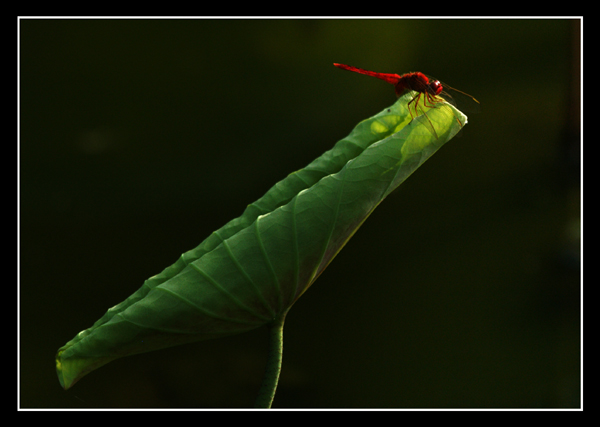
(56, 92), (467, 390)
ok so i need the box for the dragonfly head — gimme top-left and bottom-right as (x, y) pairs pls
(429, 80), (443, 95)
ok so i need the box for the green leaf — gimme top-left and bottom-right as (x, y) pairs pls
(56, 92), (467, 390)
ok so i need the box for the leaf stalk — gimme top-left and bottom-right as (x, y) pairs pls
(254, 311), (287, 408)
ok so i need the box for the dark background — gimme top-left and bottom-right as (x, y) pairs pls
(19, 18), (581, 408)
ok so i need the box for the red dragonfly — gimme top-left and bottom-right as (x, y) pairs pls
(333, 63), (479, 137)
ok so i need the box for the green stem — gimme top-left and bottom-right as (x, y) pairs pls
(254, 312), (287, 408)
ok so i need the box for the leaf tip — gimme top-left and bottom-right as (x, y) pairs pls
(55, 349), (70, 390)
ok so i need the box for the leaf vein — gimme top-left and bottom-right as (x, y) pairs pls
(189, 262), (271, 322)
(221, 238), (276, 319)
(255, 216), (283, 314)
(153, 285), (259, 325)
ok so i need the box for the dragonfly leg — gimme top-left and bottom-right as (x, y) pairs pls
(407, 92), (422, 120)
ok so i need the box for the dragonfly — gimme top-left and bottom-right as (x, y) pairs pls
(333, 63), (479, 137)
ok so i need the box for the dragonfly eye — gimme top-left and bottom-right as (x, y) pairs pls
(430, 80), (443, 95)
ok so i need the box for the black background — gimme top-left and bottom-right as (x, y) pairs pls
(19, 18), (580, 408)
